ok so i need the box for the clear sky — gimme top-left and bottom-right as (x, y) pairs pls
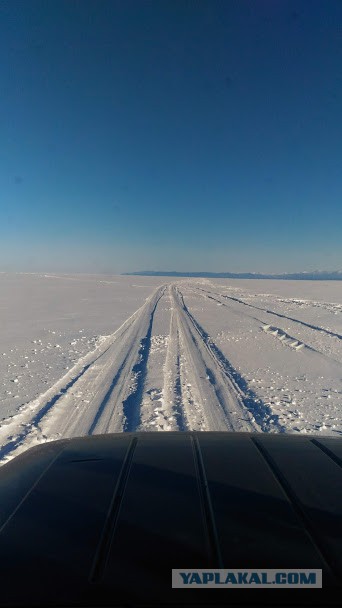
(1, 0), (341, 274)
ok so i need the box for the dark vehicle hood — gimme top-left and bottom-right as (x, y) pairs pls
(0, 431), (341, 607)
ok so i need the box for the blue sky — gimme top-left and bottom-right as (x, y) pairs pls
(1, 0), (342, 273)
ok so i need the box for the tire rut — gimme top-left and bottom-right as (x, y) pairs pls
(197, 286), (342, 341)
(0, 286), (166, 462)
(173, 286), (285, 433)
(192, 286), (342, 364)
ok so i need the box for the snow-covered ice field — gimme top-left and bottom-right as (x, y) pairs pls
(0, 273), (341, 464)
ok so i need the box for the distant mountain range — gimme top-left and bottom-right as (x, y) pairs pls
(123, 270), (342, 280)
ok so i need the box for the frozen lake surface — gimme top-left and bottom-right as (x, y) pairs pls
(0, 273), (341, 464)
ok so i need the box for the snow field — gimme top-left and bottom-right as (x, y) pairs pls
(0, 274), (341, 464)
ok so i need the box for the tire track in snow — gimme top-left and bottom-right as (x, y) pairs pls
(0, 286), (166, 463)
(191, 286), (342, 363)
(190, 287), (313, 352)
(173, 286), (285, 433)
(161, 307), (189, 431)
(54, 285), (166, 435)
(121, 290), (165, 432)
(196, 286), (342, 341)
(44, 285), (166, 436)
(137, 286), (205, 432)
(176, 313), (225, 431)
